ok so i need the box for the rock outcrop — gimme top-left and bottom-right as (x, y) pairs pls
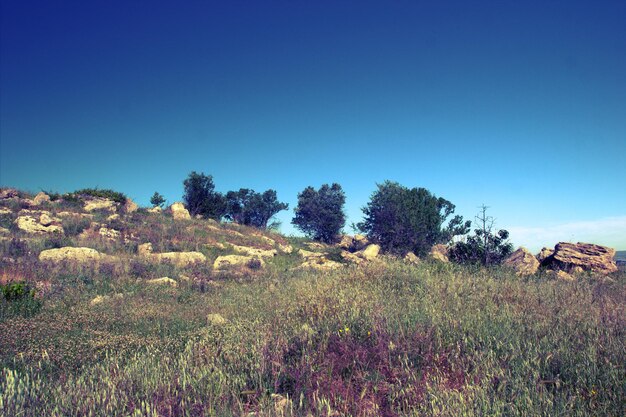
(358, 244), (380, 261)
(547, 242), (617, 274)
(152, 251), (206, 267)
(124, 198), (138, 213)
(84, 198), (117, 213)
(146, 277), (178, 287)
(429, 244), (449, 263)
(15, 212), (64, 234)
(213, 255), (265, 271)
(536, 247), (554, 263)
(32, 192), (51, 206)
(39, 247), (110, 263)
(503, 247), (540, 276)
(231, 245), (277, 258)
(0, 188), (19, 199)
(404, 252), (421, 265)
(170, 202), (191, 220)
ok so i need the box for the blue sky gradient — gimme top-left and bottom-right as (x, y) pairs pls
(1, 0), (625, 251)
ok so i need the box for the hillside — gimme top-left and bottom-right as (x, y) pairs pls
(1, 188), (625, 416)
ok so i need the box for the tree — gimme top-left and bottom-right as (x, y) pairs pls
(449, 205), (513, 266)
(357, 181), (470, 256)
(292, 183), (346, 243)
(150, 192), (166, 208)
(182, 171), (226, 220)
(225, 188), (288, 229)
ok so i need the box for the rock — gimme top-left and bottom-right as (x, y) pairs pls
(549, 242), (617, 274)
(536, 247), (554, 264)
(146, 277), (178, 287)
(152, 251), (206, 267)
(0, 227), (10, 235)
(39, 247), (110, 263)
(124, 198), (138, 213)
(170, 202), (191, 220)
(404, 252), (421, 265)
(297, 249), (326, 259)
(15, 215), (64, 234)
(547, 269), (575, 281)
(503, 247), (540, 276)
(352, 235), (370, 251)
(38, 213), (55, 226)
(278, 243), (293, 254)
(57, 211), (93, 219)
(90, 293), (123, 306)
(0, 188), (19, 199)
(0, 207), (12, 215)
(231, 244), (277, 258)
(32, 192), (51, 205)
(106, 213), (120, 222)
(296, 257), (343, 271)
(147, 206), (162, 214)
(207, 313), (228, 325)
(340, 250), (365, 265)
(99, 227), (121, 241)
(304, 242), (327, 250)
(429, 244), (449, 263)
(137, 243), (153, 256)
(84, 198), (118, 213)
(337, 235), (354, 250)
(213, 255), (265, 271)
(357, 244), (380, 261)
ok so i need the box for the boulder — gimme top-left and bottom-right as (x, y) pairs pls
(358, 244), (380, 261)
(146, 277), (178, 287)
(39, 247), (109, 263)
(304, 242), (327, 250)
(340, 250), (365, 265)
(278, 243), (293, 254)
(0, 188), (19, 199)
(207, 313), (228, 325)
(352, 235), (370, 252)
(137, 242), (153, 256)
(213, 255), (265, 271)
(84, 198), (117, 213)
(536, 247), (554, 264)
(32, 192), (51, 205)
(147, 206), (162, 214)
(296, 257), (343, 271)
(152, 251), (206, 267)
(38, 213), (56, 226)
(99, 227), (121, 241)
(549, 242), (617, 274)
(124, 198), (138, 213)
(0, 207), (12, 215)
(298, 249), (326, 259)
(15, 215), (64, 234)
(404, 252), (421, 265)
(547, 269), (575, 281)
(170, 202), (191, 220)
(503, 247), (539, 276)
(429, 244), (449, 263)
(337, 235), (354, 250)
(231, 244), (277, 258)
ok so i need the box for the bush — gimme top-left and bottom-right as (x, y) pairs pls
(292, 183), (346, 243)
(71, 188), (127, 204)
(449, 206), (514, 266)
(225, 188), (288, 229)
(358, 181), (470, 256)
(183, 172), (226, 220)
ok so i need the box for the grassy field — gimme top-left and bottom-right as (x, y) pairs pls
(1, 197), (625, 416)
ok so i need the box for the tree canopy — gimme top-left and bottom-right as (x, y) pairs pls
(225, 188), (288, 229)
(292, 183), (346, 243)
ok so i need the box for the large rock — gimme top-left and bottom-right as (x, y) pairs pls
(404, 252), (421, 265)
(213, 255), (265, 271)
(124, 198), (139, 213)
(32, 192), (51, 205)
(231, 244), (277, 258)
(152, 251), (206, 267)
(0, 188), (19, 199)
(358, 244), (380, 261)
(296, 257), (343, 271)
(352, 235), (370, 252)
(146, 277), (178, 287)
(536, 247), (554, 264)
(137, 242), (153, 256)
(340, 250), (365, 265)
(170, 202), (191, 220)
(84, 198), (117, 213)
(298, 249), (326, 259)
(147, 206), (162, 214)
(39, 247), (109, 263)
(429, 244), (449, 263)
(15, 214), (64, 234)
(503, 247), (539, 276)
(549, 242), (617, 274)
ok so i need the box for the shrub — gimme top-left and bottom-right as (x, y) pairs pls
(150, 192), (166, 208)
(225, 188), (288, 229)
(1, 282), (34, 301)
(291, 183), (346, 243)
(183, 172), (226, 220)
(358, 181), (470, 256)
(71, 188), (127, 204)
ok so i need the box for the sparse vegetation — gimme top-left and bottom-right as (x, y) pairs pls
(0, 186), (624, 416)
(71, 188), (127, 204)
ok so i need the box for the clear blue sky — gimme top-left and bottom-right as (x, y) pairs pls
(1, 0), (625, 251)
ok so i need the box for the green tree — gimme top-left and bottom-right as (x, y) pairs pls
(358, 181), (470, 256)
(182, 171), (226, 220)
(150, 192), (166, 208)
(292, 183), (346, 243)
(225, 188), (288, 229)
(449, 205), (513, 266)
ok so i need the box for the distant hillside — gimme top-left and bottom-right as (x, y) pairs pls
(615, 250), (626, 261)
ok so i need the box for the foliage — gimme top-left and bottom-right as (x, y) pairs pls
(1, 282), (34, 301)
(225, 188), (288, 229)
(149, 192), (166, 208)
(182, 171), (226, 220)
(291, 183), (346, 243)
(71, 188), (127, 204)
(449, 205), (514, 266)
(358, 181), (471, 256)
